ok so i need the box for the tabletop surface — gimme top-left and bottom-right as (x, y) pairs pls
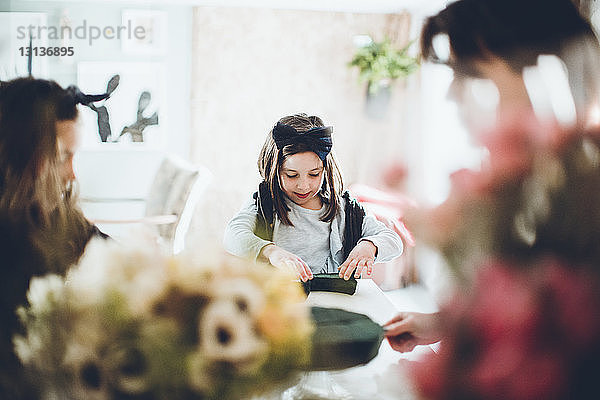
(306, 278), (398, 325)
(298, 279), (433, 400)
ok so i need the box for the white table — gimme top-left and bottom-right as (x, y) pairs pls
(299, 279), (434, 400)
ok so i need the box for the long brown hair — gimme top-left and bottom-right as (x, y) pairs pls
(0, 78), (95, 273)
(258, 113), (344, 225)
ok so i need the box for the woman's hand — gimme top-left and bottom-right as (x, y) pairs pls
(261, 244), (313, 282)
(383, 312), (442, 353)
(338, 240), (377, 280)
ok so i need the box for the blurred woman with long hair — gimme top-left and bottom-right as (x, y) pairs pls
(0, 77), (105, 398)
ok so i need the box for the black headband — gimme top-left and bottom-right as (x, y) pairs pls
(272, 122), (333, 161)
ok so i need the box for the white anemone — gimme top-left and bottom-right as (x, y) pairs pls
(105, 345), (151, 395)
(199, 300), (267, 369)
(213, 277), (266, 317)
(62, 342), (110, 400)
(67, 239), (169, 316)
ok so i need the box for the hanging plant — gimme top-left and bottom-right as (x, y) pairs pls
(349, 37), (419, 94)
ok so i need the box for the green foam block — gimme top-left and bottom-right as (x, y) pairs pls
(301, 273), (357, 295)
(307, 307), (384, 371)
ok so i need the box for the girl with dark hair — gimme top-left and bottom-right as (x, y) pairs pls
(0, 77), (106, 398)
(224, 113), (403, 282)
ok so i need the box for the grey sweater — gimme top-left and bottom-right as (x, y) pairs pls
(224, 197), (403, 274)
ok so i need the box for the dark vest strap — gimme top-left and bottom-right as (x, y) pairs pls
(253, 181), (274, 241)
(342, 191), (365, 260)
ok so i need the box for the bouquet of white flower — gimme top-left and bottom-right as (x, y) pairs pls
(14, 239), (314, 400)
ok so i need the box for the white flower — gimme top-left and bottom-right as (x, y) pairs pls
(105, 345), (151, 395)
(17, 246), (314, 398)
(68, 239), (169, 316)
(25, 274), (66, 314)
(164, 254), (213, 298)
(187, 352), (212, 393)
(60, 306), (122, 399)
(63, 320), (151, 398)
(14, 275), (67, 368)
(62, 341), (110, 400)
(199, 300), (267, 371)
(213, 277), (266, 318)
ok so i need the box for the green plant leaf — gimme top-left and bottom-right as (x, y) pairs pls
(349, 37), (419, 88)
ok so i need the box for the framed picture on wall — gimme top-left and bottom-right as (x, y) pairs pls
(121, 9), (167, 55)
(0, 12), (48, 80)
(77, 61), (167, 148)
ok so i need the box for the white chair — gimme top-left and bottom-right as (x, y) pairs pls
(91, 155), (211, 254)
(145, 156), (211, 253)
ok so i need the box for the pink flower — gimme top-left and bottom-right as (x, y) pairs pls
(410, 112), (600, 400)
(410, 341), (452, 399)
(470, 262), (540, 345)
(542, 260), (600, 351)
(449, 168), (493, 197)
(381, 162), (408, 190)
(471, 339), (526, 394)
(421, 168), (492, 246)
(480, 115), (537, 185)
(477, 112), (577, 188)
(411, 261), (600, 400)
(506, 353), (566, 400)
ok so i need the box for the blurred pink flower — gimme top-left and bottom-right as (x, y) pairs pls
(381, 162), (408, 190)
(411, 260), (600, 400)
(410, 339), (451, 399)
(421, 168), (491, 246)
(480, 115), (538, 185)
(410, 109), (600, 400)
(450, 168), (492, 196)
(542, 260), (600, 351)
(479, 112), (582, 185)
(470, 262), (539, 345)
(507, 353), (565, 400)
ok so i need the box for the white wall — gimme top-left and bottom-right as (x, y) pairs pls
(2, 1), (192, 159)
(2, 0), (194, 222)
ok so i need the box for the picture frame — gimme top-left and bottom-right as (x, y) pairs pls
(77, 61), (167, 148)
(121, 9), (167, 55)
(0, 12), (48, 80)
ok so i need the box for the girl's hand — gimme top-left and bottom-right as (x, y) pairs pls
(261, 244), (313, 282)
(338, 240), (376, 280)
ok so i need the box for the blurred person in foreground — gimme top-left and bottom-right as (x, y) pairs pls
(0, 77), (107, 398)
(384, 0), (600, 356)
(384, 1), (600, 398)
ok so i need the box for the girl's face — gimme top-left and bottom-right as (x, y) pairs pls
(279, 151), (325, 210)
